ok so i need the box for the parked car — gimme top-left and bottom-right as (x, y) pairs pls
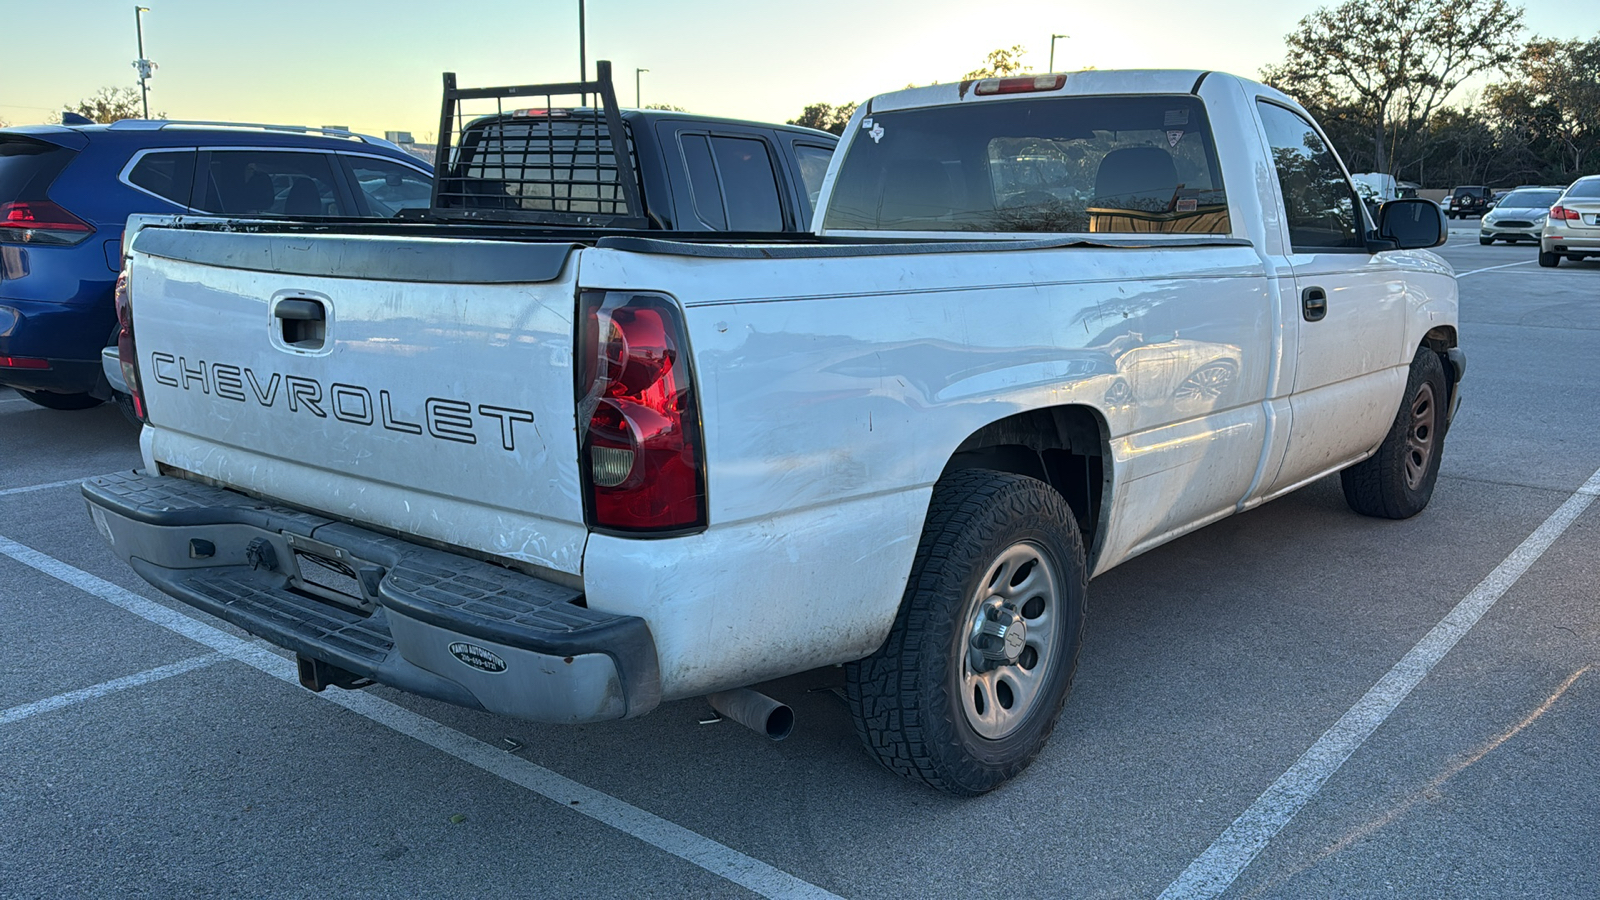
(1539, 175), (1600, 267)
(0, 120), (433, 411)
(91, 68), (1459, 795)
(1446, 185), (1494, 219)
(1479, 187), (1562, 244)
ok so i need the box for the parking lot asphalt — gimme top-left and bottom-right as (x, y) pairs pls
(2, 222), (1595, 899)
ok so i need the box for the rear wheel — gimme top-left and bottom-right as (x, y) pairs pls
(1539, 250), (1560, 267)
(16, 390), (104, 410)
(1341, 348), (1447, 519)
(845, 469), (1087, 795)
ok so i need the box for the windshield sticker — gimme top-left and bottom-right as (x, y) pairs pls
(869, 122), (886, 143)
(1164, 108), (1190, 127)
(861, 117), (873, 129)
(1176, 198), (1198, 213)
(1167, 130), (1185, 147)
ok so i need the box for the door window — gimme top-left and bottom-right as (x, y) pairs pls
(346, 157), (432, 216)
(710, 136), (783, 231)
(195, 150), (345, 216)
(1257, 102), (1363, 250)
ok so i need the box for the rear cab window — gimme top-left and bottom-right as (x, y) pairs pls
(439, 115), (637, 217)
(193, 150), (347, 216)
(822, 95), (1230, 235)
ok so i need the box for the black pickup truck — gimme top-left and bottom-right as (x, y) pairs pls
(428, 61), (837, 232)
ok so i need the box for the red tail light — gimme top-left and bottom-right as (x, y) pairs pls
(0, 200), (94, 245)
(1551, 205), (1580, 221)
(577, 291), (705, 533)
(114, 267), (147, 421)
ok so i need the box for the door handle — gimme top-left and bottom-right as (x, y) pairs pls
(1301, 286), (1327, 322)
(274, 298), (325, 321)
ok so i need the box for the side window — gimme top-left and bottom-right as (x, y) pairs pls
(126, 151), (196, 207)
(793, 143), (834, 218)
(709, 136), (783, 231)
(194, 150), (345, 216)
(1257, 102), (1363, 250)
(679, 134), (728, 230)
(346, 157), (432, 217)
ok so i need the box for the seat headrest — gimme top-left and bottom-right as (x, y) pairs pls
(1094, 147), (1179, 208)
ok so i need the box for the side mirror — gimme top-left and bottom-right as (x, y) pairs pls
(1376, 197), (1447, 250)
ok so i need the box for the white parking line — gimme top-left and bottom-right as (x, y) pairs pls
(1158, 464), (1600, 900)
(1456, 260), (1537, 277)
(0, 474), (111, 498)
(0, 654), (223, 726)
(0, 534), (843, 900)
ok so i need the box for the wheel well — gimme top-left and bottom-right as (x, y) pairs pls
(940, 407), (1108, 562)
(1422, 326), (1456, 353)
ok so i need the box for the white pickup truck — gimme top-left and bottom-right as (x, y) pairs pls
(86, 69), (1461, 795)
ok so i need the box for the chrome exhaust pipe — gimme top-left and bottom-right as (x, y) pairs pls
(707, 688), (794, 741)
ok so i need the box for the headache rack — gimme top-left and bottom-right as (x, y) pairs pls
(431, 60), (648, 228)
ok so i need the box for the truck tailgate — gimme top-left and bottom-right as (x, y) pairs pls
(128, 229), (588, 575)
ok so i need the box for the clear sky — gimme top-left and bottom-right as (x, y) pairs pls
(3, 0), (1598, 139)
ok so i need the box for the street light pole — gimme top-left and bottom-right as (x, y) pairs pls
(578, 0), (588, 105)
(1049, 33), (1069, 73)
(134, 6), (151, 119)
(636, 68), (648, 108)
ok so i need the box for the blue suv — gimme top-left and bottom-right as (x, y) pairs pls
(0, 120), (433, 409)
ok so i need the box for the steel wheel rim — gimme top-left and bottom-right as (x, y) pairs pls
(959, 540), (1061, 740)
(1403, 381), (1437, 491)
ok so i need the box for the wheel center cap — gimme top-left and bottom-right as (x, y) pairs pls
(1002, 618), (1027, 659)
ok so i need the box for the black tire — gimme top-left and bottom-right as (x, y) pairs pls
(1478, 237), (1493, 245)
(1539, 250), (1560, 267)
(845, 469), (1087, 795)
(113, 391), (142, 425)
(1341, 348), (1448, 519)
(16, 390), (104, 410)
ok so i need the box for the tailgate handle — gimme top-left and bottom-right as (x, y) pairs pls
(275, 299), (325, 321)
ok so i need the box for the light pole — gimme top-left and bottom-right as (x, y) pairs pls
(133, 6), (152, 119)
(635, 68), (648, 108)
(578, 0), (588, 105)
(1049, 33), (1069, 73)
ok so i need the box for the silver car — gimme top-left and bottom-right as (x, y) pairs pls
(1540, 176), (1600, 267)
(1479, 188), (1561, 244)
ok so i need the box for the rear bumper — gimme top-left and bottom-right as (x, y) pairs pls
(0, 358), (104, 394)
(1541, 232), (1600, 253)
(1445, 347), (1466, 426)
(82, 471), (661, 723)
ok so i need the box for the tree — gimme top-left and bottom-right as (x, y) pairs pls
(1484, 36), (1600, 177)
(788, 102), (858, 136)
(60, 86), (160, 123)
(642, 103), (687, 112)
(1262, 0), (1523, 174)
(965, 45), (1031, 80)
